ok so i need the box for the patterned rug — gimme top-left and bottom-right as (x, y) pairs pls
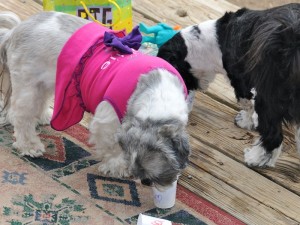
(0, 123), (245, 225)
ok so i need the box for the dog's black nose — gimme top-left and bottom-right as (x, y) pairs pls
(141, 178), (153, 186)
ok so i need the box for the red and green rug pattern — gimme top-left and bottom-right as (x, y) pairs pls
(0, 124), (245, 225)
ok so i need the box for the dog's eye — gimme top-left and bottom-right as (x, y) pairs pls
(141, 178), (153, 186)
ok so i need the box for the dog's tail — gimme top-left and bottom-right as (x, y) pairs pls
(247, 5), (300, 87)
(0, 12), (20, 41)
(0, 12), (20, 124)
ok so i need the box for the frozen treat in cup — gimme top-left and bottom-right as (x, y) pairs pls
(152, 179), (177, 208)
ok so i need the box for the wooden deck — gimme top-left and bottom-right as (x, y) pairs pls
(1, 0), (300, 224)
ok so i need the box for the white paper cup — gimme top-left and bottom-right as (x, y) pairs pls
(152, 180), (177, 208)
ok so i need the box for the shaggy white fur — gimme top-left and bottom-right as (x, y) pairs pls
(244, 139), (282, 167)
(0, 11), (190, 186)
(181, 20), (226, 91)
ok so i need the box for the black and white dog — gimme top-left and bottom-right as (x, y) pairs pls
(0, 11), (190, 187)
(158, 3), (300, 167)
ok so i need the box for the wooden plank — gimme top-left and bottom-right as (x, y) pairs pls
(185, 137), (300, 224)
(0, 0), (42, 19)
(33, 0), (43, 5)
(206, 75), (237, 110)
(180, 165), (298, 225)
(133, 0), (239, 27)
(133, 9), (157, 26)
(188, 91), (300, 195)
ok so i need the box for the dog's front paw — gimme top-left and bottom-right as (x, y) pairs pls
(235, 110), (255, 130)
(244, 143), (282, 167)
(98, 159), (130, 178)
(13, 141), (45, 157)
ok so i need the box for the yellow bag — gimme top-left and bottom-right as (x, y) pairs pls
(43, 0), (133, 33)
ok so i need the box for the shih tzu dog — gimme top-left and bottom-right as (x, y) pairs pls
(0, 11), (190, 187)
(158, 3), (300, 167)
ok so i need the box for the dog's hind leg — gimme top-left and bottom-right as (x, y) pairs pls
(244, 96), (283, 167)
(8, 71), (53, 157)
(244, 139), (282, 167)
(89, 101), (130, 177)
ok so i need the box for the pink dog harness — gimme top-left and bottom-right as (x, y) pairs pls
(51, 23), (187, 131)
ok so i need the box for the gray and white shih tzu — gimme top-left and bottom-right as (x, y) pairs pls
(0, 11), (190, 187)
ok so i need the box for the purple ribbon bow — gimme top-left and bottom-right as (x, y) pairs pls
(104, 26), (142, 54)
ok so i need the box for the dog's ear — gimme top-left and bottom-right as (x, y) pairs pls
(117, 118), (142, 150)
(157, 32), (187, 69)
(172, 129), (190, 169)
(158, 32), (199, 90)
(158, 123), (182, 138)
(158, 122), (190, 169)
